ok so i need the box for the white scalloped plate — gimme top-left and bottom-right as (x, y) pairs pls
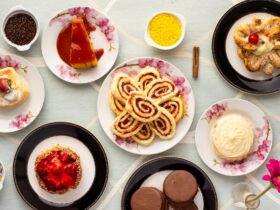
(195, 98), (272, 176)
(98, 57), (195, 155)
(0, 54), (45, 133)
(42, 6), (119, 84)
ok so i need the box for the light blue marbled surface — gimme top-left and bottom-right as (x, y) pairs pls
(0, 0), (279, 209)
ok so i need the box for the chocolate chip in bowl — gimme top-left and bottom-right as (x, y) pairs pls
(1, 5), (40, 51)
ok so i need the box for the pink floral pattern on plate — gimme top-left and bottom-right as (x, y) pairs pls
(9, 111), (33, 129)
(205, 102), (228, 123)
(213, 117), (271, 174)
(56, 65), (80, 80)
(0, 55), (28, 72)
(49, 7), (115, 47)
(115, 136), (138, 149)
(113, 58), (192, 148)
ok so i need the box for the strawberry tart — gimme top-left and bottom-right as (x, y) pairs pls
(35, 145), (82, 194)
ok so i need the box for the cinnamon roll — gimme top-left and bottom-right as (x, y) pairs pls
(109, 92), (125, 115)
(136, 67), (160, 90)
(126, 92), (161, 123)
(131, 124), (155, 145)
(112, 111), (144, 138)
(144, 77), (178, 104)
(111, 73), (139, 103)
(150, 107), (176, 139)
(160, 96), (186, 122)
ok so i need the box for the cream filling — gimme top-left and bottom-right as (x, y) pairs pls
(211, 113), (255, 160)
(0, 89), (21, 106)
(253, 34), (274, 56)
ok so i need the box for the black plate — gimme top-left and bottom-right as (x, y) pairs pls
(13, 122), (108, 210)
(121, 157), (218, 210)
(212, 0), (280, 94)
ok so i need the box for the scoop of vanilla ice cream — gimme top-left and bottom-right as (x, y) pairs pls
(211, 113), (255, 162)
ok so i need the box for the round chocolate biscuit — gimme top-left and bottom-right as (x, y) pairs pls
(163, 170), (198, 207)
(131, 187), (167, 210)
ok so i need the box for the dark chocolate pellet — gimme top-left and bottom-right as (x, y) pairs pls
(4, 13), (37, 46)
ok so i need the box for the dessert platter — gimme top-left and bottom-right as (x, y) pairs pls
(121, 157), (217, 210)
(42, 6), (119, 84)
(13, 122), (108, 209)
(212, 0), (280, 94)
(0, 54), (45, 133)
(98, 57), (195, 155)
(195, 98), (272, 176)
(0, 0), (279, 209)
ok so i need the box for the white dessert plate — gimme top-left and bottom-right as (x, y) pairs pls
(97, 57), (195, 155)
(195, 98), (272, 176)
(0, 54), (45, 133)
(13, 122), (108, 209)
(42, 6), (119, 84)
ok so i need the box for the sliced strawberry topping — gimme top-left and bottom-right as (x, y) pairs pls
(35, 150), (80, 192)
(0, 78), (10, 93)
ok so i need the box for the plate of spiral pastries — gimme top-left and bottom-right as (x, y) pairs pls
(98, 57), (195, 155)
(195, 98), (272, 176)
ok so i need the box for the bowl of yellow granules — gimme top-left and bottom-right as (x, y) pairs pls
(145, 11), (185, 50)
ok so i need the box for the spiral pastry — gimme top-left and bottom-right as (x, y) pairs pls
(109, 92), (125, 115)
(144, 77), (178, 104)
(160, 96), (186, 122)
(136, 67), (160, 90)
(112, 111), (144, 138)
(126, 92), (161, 123)
(131, 124), (155, 145)
(149, 107), (176, 139)
(111, 73), (139, 103)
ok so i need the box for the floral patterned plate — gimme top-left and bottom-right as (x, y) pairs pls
(0, 55), (45, 133)
(42, 6), (119, 84)
(195, 98), (272, 176)
(97, 57), (195, 155)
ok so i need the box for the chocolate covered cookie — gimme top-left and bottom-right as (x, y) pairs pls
(131, 187), (168, 210)
(163, 170), (198, 208)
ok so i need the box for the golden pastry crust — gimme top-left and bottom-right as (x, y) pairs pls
(109, 92), (125, 115)
(149, 107), (176, 139)
(131, 124), (155, 146)
(233, 16), (280, 74)
(160, 96), (186, 122)
(0, 67), (29, 108)
(35, 145), (82, 194)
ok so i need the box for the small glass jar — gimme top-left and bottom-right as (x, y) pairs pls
(232, 182), (260, 209)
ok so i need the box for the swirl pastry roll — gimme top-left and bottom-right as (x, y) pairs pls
(150, 107), (176, 139)
(126, 92), (161, 123)
(160, 97), (186, 122)
(112, 112), (143, 138)
(111, 73), (139, 103)
(136, 67), (160, 90)
(131, 124), (155, 145)
(109, 92), (125, 115)
(144, 77), (178, 104)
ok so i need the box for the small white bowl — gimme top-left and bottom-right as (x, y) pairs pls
(0, 160), (5, 191)
(144, 11), (186, 50)
(1, 5), (40, 51)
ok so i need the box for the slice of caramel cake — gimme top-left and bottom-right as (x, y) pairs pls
(69, 17), (98, 69)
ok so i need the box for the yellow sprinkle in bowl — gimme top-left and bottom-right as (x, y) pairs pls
(145, 11), (185, 50)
